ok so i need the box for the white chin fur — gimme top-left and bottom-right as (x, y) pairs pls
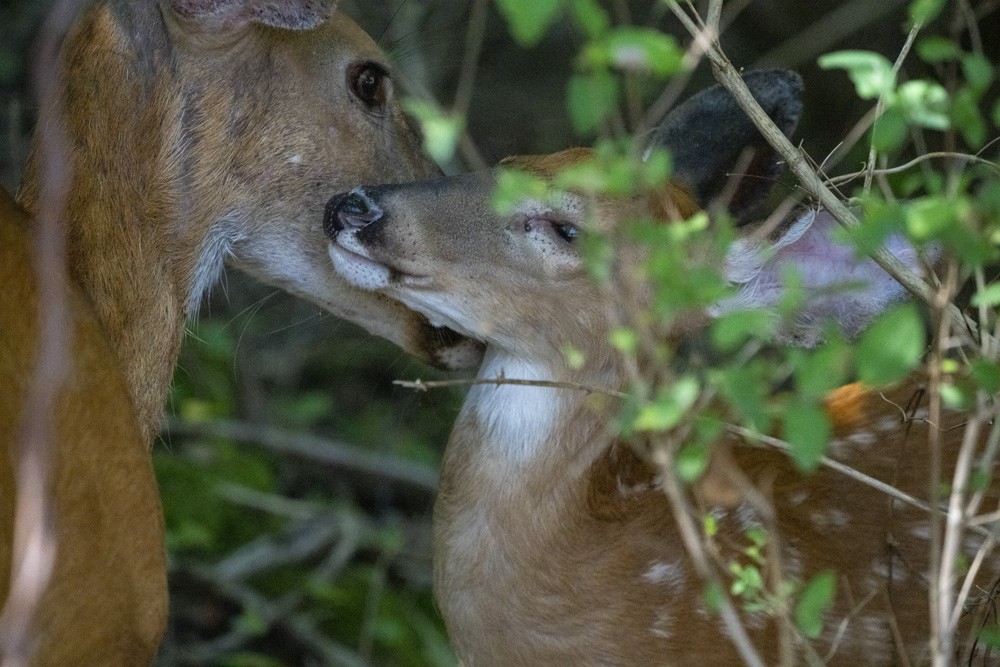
(328, 242), (391, 290)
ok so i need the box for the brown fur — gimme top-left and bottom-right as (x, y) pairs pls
(326, 149), (997, 665)
(1, 1), (462, 662)
(1, 190), (166, 664)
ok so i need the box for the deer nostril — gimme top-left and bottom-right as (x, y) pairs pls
(323, 190), (383, 238)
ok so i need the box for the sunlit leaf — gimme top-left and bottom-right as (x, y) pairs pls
(896, 80), (950, 130)
(677, 443), (709, 482)
(972, 282), (1000, 308)
(940, 383), (973, 410)
(491, 168), (551, 216)
(583, 27), (684, 76)
(633, 376), (700, 432)
(610, 327), (638, 354)
(401, 99), (463, 164)
(818, 51), (895, 100)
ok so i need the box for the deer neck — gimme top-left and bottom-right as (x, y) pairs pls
(18, 4), (232, 443)
(436, 348), (615, 574)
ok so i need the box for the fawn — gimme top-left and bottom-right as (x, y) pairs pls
(324, 69), (996, 664)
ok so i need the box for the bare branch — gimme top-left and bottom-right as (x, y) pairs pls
(393, 375), (627, 399)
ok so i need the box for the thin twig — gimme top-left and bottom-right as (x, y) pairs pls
(393, 376), (628, 399)
(827, 151), (1000, 187)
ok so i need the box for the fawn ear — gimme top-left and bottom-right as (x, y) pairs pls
(167, 0), (339, 32)
(649, 69), (802, 219)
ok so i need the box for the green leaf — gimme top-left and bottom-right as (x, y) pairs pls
(633, 376), (700, 432)
(610, 327), (638, 354)
(953, 87), (986, 148)
(818, 51), (895, 100)
(782, 402), (830, 471)
(401, 99), (463, 164)
(896, 80), (950, 131)
(972, 282), (1000, 308)
(583, 27), (684, 77)
(567, 72), (619, 134)
(851, 196), (906, 256)
(917, 36), (961, 63)
(491, 168), (550, 215)
(495, 0), (561, 46)
(940, 383), (973, 410)
(567, 0), (609, 37)
(677, 443), (709, 482)
(710, 309), (776, 353)
(871, 106), (908, 152)
(714, 363), (772, 433)
(908, 0), (946, 24)
(970, 359), (1000, 394)
(905, 196), (955, 240)
(792, 336), (852, 400)
(856, 304), (926, 386)
(703, 581), (725, 613)
(979, 625), (1000, 648)
(795, 571), (837, 639)
(961, 54), (994, 95)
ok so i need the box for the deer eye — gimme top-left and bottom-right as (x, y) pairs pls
(552, 222), (578, 243)
(349, 62), (388, 109)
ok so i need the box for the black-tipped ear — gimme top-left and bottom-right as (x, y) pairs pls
(649, 69), (802, 219)
(167, 0), (338, 32)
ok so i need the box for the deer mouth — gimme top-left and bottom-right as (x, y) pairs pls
(328, 234), (431, 291)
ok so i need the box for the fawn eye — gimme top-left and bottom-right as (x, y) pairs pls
(553, 222), (578, 243)
(349, 62), (388, 109)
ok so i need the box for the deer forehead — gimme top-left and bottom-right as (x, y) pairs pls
(502, 148), (701, 228)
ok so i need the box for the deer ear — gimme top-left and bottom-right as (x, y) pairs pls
(167, 0), (339, 32)
(649, 69), (802, 220)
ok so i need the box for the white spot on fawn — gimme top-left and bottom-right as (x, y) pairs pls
(650, 608), (673, 639)
(643, 561), (684, 589)
(287, 153), (302, 165)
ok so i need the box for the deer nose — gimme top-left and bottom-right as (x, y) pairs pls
(324, 190), (383, 237)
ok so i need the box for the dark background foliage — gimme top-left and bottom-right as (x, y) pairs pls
(2, 1), (997, 664)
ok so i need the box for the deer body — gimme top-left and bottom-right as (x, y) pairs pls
(325, 71), (996, 664)
(1, 0), (475, 661)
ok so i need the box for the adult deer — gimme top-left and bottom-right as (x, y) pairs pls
(324, 70), (996, 664)
(0, 0), (478, 663)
